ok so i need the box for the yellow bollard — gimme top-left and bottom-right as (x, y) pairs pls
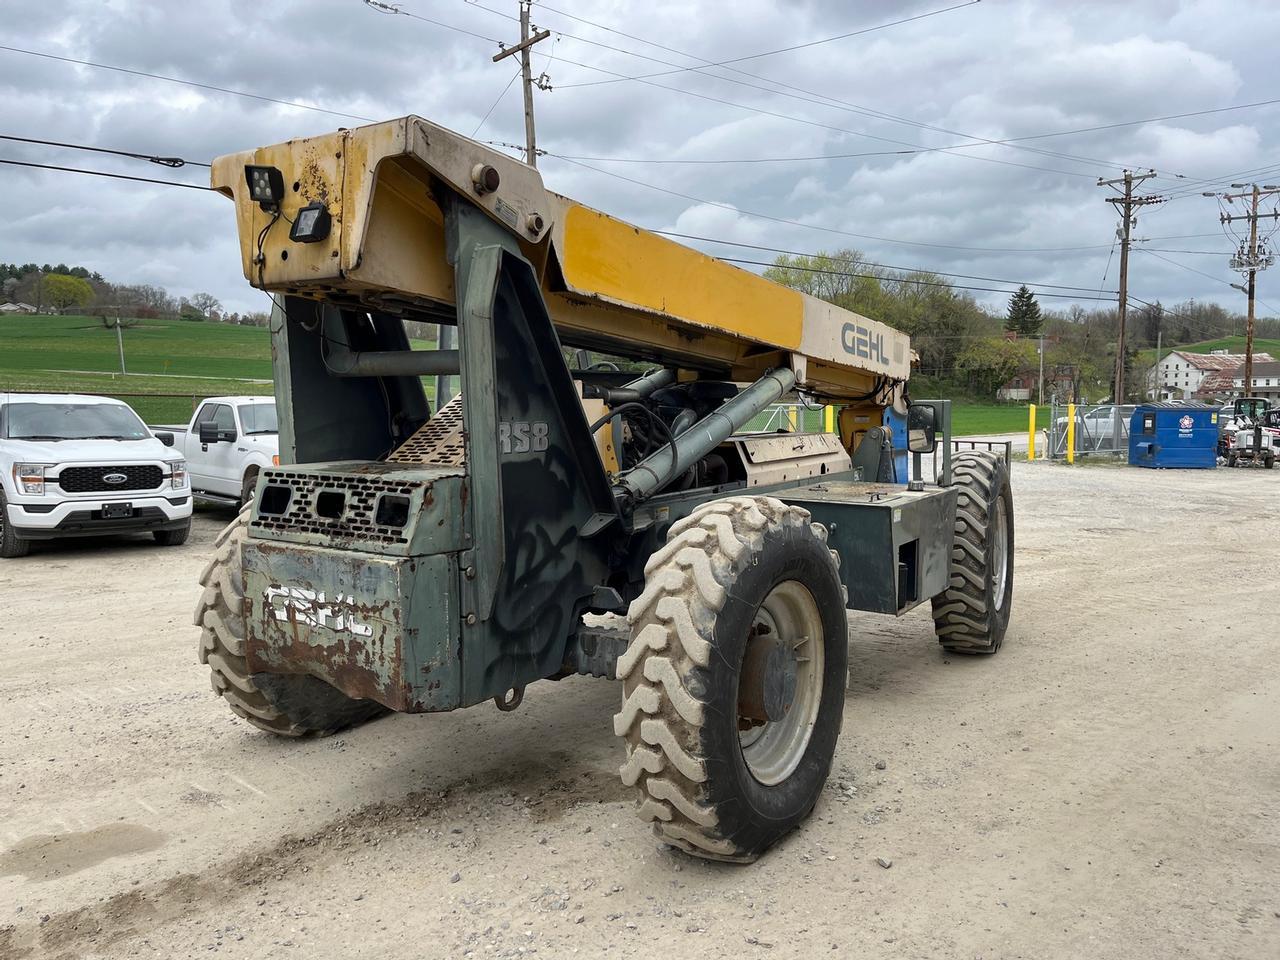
(1028, 404), (1036, 460)
(824, 405), (835, 434)
(787, 406), (798, 432)
(1066, 402), (1076, 465)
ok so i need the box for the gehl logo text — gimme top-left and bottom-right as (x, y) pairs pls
(841, 322), (885, 365)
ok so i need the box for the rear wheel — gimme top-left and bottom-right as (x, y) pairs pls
(195, 504), (387, 736)
(1265, 453), (1275, 470)
(931, 451), (1014, 655)
(615, 495), (848, 862)
(0, 489), (31, 559)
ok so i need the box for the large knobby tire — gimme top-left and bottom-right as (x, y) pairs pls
(615, 495), (848, 863)
(931, 451), (1014, 655)
(194, 504), (388, 736)
(0, 488), (31, 559)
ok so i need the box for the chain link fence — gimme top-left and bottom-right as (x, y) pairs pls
(1046, 402), (1135, 458)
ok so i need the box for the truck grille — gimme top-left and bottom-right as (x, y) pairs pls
(251, 470), (423, 546)
(56, 464), (163, 493)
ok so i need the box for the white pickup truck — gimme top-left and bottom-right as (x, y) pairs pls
(153, 397), (280, 506)
(0, 393), (192, 558)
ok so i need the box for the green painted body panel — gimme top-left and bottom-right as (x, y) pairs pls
(243, 541), (462, 711)
(248, 460), (467, 558)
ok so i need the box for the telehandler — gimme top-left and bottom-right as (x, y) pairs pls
(199, 116), (1014, 862)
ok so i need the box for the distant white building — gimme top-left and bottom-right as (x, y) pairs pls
(1227, 360), (1280, 404)
(0, 301), (37, 314)
(1147, 349), (1276, 399)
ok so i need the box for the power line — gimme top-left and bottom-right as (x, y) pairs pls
(549, 152), (1112, 251)
(1138, 248), (1236, 256)
(472, 68), (522, 137)
(0, 133), (209, 168)
(715, 255), (1116, 301)
(0, 157), (213, 190)
(414, 7), (1113, 180)
(529, 5), (1136, 176)
(0, 44), (377, 124)
(1138, 248), (1236, 287)
(517, 3), (1276, 179)
(551, 0), (981, 86)
(651, 231), (1111, 292)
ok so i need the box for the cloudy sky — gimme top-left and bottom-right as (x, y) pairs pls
(2, 0), (1278, 319)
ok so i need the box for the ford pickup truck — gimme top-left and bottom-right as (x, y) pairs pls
(1, 393), (192, 558)
(152, 397), (279, 505)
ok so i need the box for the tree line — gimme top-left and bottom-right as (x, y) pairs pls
(0, 262), (269, 327)
(764, 250), (1280, 403)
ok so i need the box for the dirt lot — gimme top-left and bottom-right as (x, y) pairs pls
(1, 463), (1278, 960)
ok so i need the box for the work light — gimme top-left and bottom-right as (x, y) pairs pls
(244, 164), (284, 211)
(289, 202), (332, 244)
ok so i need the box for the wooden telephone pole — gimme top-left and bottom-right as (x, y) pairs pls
(1209, 183), (1280, 397)
(493, 0), (550, 168)
(1097, 170), (1162, 407)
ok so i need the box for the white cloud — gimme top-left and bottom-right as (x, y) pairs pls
(0, 0), (1275, 318)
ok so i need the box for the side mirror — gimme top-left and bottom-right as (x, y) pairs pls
(907, 403), (938, 454)
(154, 431), (175, 447)
(198, 421), (221, 444)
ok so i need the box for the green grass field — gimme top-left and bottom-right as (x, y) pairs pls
(0, 314), (275, 380)
(951, 403), (1046, 436)
(0, 314), (439, 422)
(744, 403), (1043, 437)
(2, 314), (1044, 435)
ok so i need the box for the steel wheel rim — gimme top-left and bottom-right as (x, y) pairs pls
(738, 580), (824, 786)
(992, 494), (1009, 612)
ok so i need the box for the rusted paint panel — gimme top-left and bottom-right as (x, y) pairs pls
(243, 541), (460, 712)
(247, 460), (466, 558)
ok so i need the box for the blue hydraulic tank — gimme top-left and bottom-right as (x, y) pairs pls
(1128, 402), (1219, 469)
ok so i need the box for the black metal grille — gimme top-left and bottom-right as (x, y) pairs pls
(55, 465), (164, 493)
(251, 471), (421, 545)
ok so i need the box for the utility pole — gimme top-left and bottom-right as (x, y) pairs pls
(492, 1), (551, 168)
(1037, 334), (1044, 406)
(1207, 182), (1280, 398)
(1098, 170), (1162, 410)
(113, 315), (127, 375)
(1154, 328), (1161, 399)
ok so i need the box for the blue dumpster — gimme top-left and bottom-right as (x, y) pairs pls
(1129, 402), (1218, 469)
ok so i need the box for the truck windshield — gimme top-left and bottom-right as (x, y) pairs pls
(4, 402), (150, 441)
(240, 402), (278, 435)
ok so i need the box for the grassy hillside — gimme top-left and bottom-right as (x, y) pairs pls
(0, 314), (440, 422)
(0, 314), (274, 380)
(1138, 335), (1280, 366)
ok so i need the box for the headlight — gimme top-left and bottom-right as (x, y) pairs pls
(13, 463), (49, 495)
(169, 460), (188, 489)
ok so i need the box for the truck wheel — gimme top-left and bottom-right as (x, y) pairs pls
(1228, 453), (1238, 467)
(615, 495), (848, 862)
(194, 504), (388, 736)
(1265, 453), (1275, 470)
(240, 468), (259, 508)
(154, 521), (191, 546)
(0, 489), (31, 559)
(931, 451), (1013, 655)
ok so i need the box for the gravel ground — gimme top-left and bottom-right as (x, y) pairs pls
(1, 464), (1277, 960)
